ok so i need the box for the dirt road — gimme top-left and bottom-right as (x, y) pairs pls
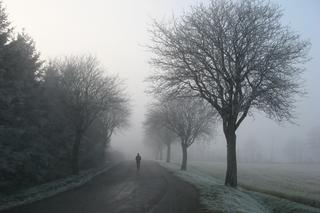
(2, 161), (201, 213)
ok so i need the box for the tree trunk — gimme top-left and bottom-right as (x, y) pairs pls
(181, 143), (188, 170)
(224, 129), (237, 187)
(166, 143), (171, 163)
(72, 130), (82, 175)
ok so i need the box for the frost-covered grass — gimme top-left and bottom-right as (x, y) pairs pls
(189, 161), (320, 208)
(160, 162), (320, 213)
(0, 163), (116, 211)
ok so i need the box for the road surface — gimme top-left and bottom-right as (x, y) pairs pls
(2, 161), (202, 213)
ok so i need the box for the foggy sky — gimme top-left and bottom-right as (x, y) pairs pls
(5, 0), (320, 158)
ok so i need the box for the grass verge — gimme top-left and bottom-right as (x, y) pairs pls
(0, 163), (117, 211)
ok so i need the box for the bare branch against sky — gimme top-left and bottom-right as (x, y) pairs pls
(4, 0), (320, 159)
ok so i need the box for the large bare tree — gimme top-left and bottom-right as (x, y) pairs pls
(148, 0), (310, 186)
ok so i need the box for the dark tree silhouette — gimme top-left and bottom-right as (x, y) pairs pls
(52, 55), (125, 174)
(148, 0), (310, 186)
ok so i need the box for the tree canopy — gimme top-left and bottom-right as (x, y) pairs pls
(148, 0), (310, 186)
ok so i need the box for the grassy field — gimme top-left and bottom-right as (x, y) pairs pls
(189, 161), (320, 208)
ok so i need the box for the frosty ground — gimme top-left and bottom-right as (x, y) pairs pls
(160, 161), (320, 213)
(1, 160), (319, 213)
(190, 161), (320, 207)
(0, 163), (116, 211)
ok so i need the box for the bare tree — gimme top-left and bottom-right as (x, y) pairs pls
(100, 86), (130, 147)
(148, 0), (309, 186)
(144, 110), (176, 163)
(143, 126), (165, 160)
(149, 98), (215, 170)
(56, 55), (124, 174)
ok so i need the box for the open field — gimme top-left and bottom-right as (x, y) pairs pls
(189, 161), (320, 208)
(161, 162), (320, 213)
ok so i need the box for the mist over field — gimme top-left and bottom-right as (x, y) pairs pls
(3, 0), (319, 163)
(1, 0), (320, 212)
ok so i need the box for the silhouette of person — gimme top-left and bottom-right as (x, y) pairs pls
(135, 153), (141, 171)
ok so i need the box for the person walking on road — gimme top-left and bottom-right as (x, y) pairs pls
(135, 153), (141, 171)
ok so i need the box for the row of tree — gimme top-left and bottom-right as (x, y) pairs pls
(146, 0), (309, 187)
(144, 97), (216, 170)
(0, 1), (129, 194)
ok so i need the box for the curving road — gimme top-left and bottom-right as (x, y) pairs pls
(2, 161), (202, 213)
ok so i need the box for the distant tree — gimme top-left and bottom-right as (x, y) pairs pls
(148, 0), (310, 186)
(163, 127), (176, 163)
(143, 129), (164, 160)
(53, 55), (124, 174)
(150, 98), (215, 170)
(239, 137), (262, 163)
(283, 138), (303, 163)
(144, 111), (176, 163)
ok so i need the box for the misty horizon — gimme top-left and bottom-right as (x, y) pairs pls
(4, 0), (319, 163)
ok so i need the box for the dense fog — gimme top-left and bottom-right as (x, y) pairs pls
(1, 1), (320, 212)
(5, 0), (320, 163)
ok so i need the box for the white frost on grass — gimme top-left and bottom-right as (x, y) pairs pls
(189, 161), (320, 203)
(160, 162), (320, 213)
(0, 163), (116, 211)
